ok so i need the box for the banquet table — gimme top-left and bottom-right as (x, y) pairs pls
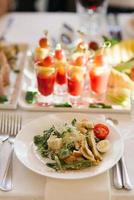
(0, 12), (134, 200)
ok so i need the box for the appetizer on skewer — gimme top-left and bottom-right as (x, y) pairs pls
(0, 51), (10, 96)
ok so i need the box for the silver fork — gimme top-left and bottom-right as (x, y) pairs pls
(0, 113), (10, 145)
(107, 117), (133, 190)
(0, 113), (22, 191)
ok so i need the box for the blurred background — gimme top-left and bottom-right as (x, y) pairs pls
(0, 0), (134, 16)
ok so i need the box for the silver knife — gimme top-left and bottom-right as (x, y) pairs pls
(107, 117), (133, 190)
(120, 157), (133, 190)
(113, 161), (123, 189)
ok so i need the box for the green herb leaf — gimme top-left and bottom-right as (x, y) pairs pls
(114, 58), (134, 76)
(25, 91), (37, 104)
(0, 96), (8, 103)
(58, 148), (71, 159)
(46, 162), (60, 171)
(89, 103), (112, 109)
(71, 118), (77, 126)
(13, 69), (20, 73)
(34, 135), (43, 145)
(102, 104), (112, 109)
(47, 158), (92, 171)
(95, 137), (101, 143)
(54, 155), (62, 170)
(103, 36), (120, 47)
(54, 102), (72, 108)
(62, 159), (92, 170)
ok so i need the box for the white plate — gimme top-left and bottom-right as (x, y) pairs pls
(14, 113), (123, 179)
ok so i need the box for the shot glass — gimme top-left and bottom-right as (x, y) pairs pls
(35, 63), (56, 105)
(67, 65), (86, 105)
(55, 62), (67, 95)
(89, 62), (111, 102)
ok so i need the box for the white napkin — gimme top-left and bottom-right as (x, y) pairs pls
(44, 172), (110, 200)
(123, 137), (134, 186)
(0, 150), (110, 200)
(106, 115), (134, 189)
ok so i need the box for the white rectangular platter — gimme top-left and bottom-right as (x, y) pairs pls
(19, 66), (131, 114)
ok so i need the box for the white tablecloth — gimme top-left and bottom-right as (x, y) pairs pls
(0, 112), (111, 200)
(0, 13), (134, 200)
(0, 110), (134, 200)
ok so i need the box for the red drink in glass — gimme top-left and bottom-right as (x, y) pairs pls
(37, 70), (56, 96)
(67, 66), (85, 97)
(68, 77), (83, 96)
(56, 63), (66, 85)
(35, 62), (56, 104)
(54, 46), (67, 95)
(89, 66), (110, 94)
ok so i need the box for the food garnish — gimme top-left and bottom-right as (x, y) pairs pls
(42, 55), (54, 67)
(39, 37), (49, 48)
(89, 103), (112, 109)
(103, 36), (120, 47)
(106, 88), (131, 106)
(88, 41), (99, 51)
(94, 124), (109, 140)
(0, 95), (8, 103)
(108, 69), (134, 90)
(25, 91), (37, 104)
(0, 42), (24, 102)
(96, 140), (110, 153)
(54, 102), (72, 108)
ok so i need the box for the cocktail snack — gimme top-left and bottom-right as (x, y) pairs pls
(34, 118), (110, 171)
(31, 34), (134, 110)
(0, 42), (22, 71)
(0, 51), (10, 96)
(34, 32), (50, 63)
(89, 55), (111, 95)
(67, 65), (86, 97)
(54, 44), (67, 88)
(0, 73), (5, 96)
(35, 55), (56, 104)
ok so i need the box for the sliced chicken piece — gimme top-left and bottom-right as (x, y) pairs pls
(80, 139), (97, 164)
(87, 130), (102, 161)
(0, 51), (10, 86)
(77, 120), (94, 134)
(64, 154), (78, 163)
(72, 150), (82, 158)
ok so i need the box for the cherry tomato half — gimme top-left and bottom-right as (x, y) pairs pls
(42, 56), (54, 67)
(39, 38), (48, 48)
(130, 67), (134, 81)
(74, 56), (87, 66)
(94, 123), (109, 140)
(55, 49), (63, 60)
(89, 41), (99, 51)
